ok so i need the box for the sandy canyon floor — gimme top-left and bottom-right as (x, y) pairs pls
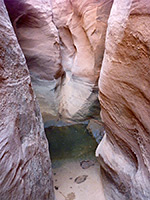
(45, 122), (105, 200)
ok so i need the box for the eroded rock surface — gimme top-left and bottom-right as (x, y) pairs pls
(5, 0), (113, 122)
(51, 0), (113, 121)
(0, 1), (54, 199)
(4, 0), (63, 121)
(96, 0), (150, 199)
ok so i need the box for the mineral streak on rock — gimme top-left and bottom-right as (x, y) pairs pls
(4, 0), (113, 122)
(0, 1), (54, 199)
(96, 0), (150, 199)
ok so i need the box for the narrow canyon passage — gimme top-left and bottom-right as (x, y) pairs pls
(45, 121), (105, 200)
(2, 0), (150, 199)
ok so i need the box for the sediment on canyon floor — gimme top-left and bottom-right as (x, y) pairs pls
(45, 119), (105, 200)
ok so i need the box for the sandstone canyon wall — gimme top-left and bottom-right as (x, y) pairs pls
(4, 0), (113, 122)
(2, 0), (150, 199)
(96, 0), (150, 199)
(0, 1), (54, 199)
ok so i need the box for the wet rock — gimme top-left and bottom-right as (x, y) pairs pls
(80, 160), (95, 169)
(87, 119), (105, 143)
(0, 1), (54, 199)
(74, 175), (88, 184)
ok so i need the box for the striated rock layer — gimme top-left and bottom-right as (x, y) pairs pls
(0, 1), (54, 199)
(5, 0), (113, 122)
(4, 0), (62, 122)
(96, 0), (150, 199)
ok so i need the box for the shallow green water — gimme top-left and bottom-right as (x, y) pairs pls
(45, 123), (98, 167)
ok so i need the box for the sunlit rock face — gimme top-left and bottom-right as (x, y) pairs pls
(96, 0), (150, 199)
(51, 0), (113, 121)
(4, 0), (113, 122)
(0, 1), (54, 199)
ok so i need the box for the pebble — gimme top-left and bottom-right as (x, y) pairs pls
(74, 175), (88, 184)
(54, 186), (59, 190)
(80, 160), (95, 169)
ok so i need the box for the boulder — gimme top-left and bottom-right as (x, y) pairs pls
(87, 119), (105, 143)
(0, 1), (54, 199)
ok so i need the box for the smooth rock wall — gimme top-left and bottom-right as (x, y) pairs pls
(5, 0), (113, 122)
(0, 1), (54, 199)
(4, 0), (63, 121)
(2, 0), (150, 199)
(52, 0), (113, 121)
(96, 0), (150, 199)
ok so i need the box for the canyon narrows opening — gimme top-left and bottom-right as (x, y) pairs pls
(2, 0), (150, 199)
(45, 120), (105, 200)
(3, 0), (113, 199)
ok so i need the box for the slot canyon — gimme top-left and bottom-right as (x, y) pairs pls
(0, 0), (150, 199)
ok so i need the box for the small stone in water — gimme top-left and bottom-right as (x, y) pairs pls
(80, 160), (95, 169)
(74, 175), (88, 184)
